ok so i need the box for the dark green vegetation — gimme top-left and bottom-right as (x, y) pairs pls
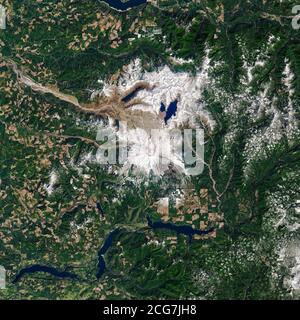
(0, 0), (299, 299)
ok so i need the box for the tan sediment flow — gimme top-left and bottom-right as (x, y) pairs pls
(6, 58), (82, 108)
(5, 58), (162, 130)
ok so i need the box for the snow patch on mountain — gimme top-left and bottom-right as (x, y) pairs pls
(90, 56), (214, 176)
(278, 239), (300, 298)
(116, 56), (215, 130)
(44, 170), (58, 195)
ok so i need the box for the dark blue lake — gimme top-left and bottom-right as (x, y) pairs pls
(160, 100), (178, 124)
(121, 86), (144, 103)
(147, 216), (214, 240)
(96, 229), (120, 279)
(12, 265), (78, 283)
(99, 0), (147, 11)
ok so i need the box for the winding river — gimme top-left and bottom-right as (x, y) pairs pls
(12, 220), (213, 284)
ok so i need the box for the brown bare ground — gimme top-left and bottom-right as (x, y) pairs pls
(4, 58), (162, 130)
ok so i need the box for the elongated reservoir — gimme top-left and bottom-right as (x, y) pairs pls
(12, 265), (78, 283)
(147, 216), (214, 240)
(99, 0), (147, 11)
(96, 228), (120, 279)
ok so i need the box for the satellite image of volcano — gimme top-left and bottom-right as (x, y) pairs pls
(0, 0), (299, 300)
